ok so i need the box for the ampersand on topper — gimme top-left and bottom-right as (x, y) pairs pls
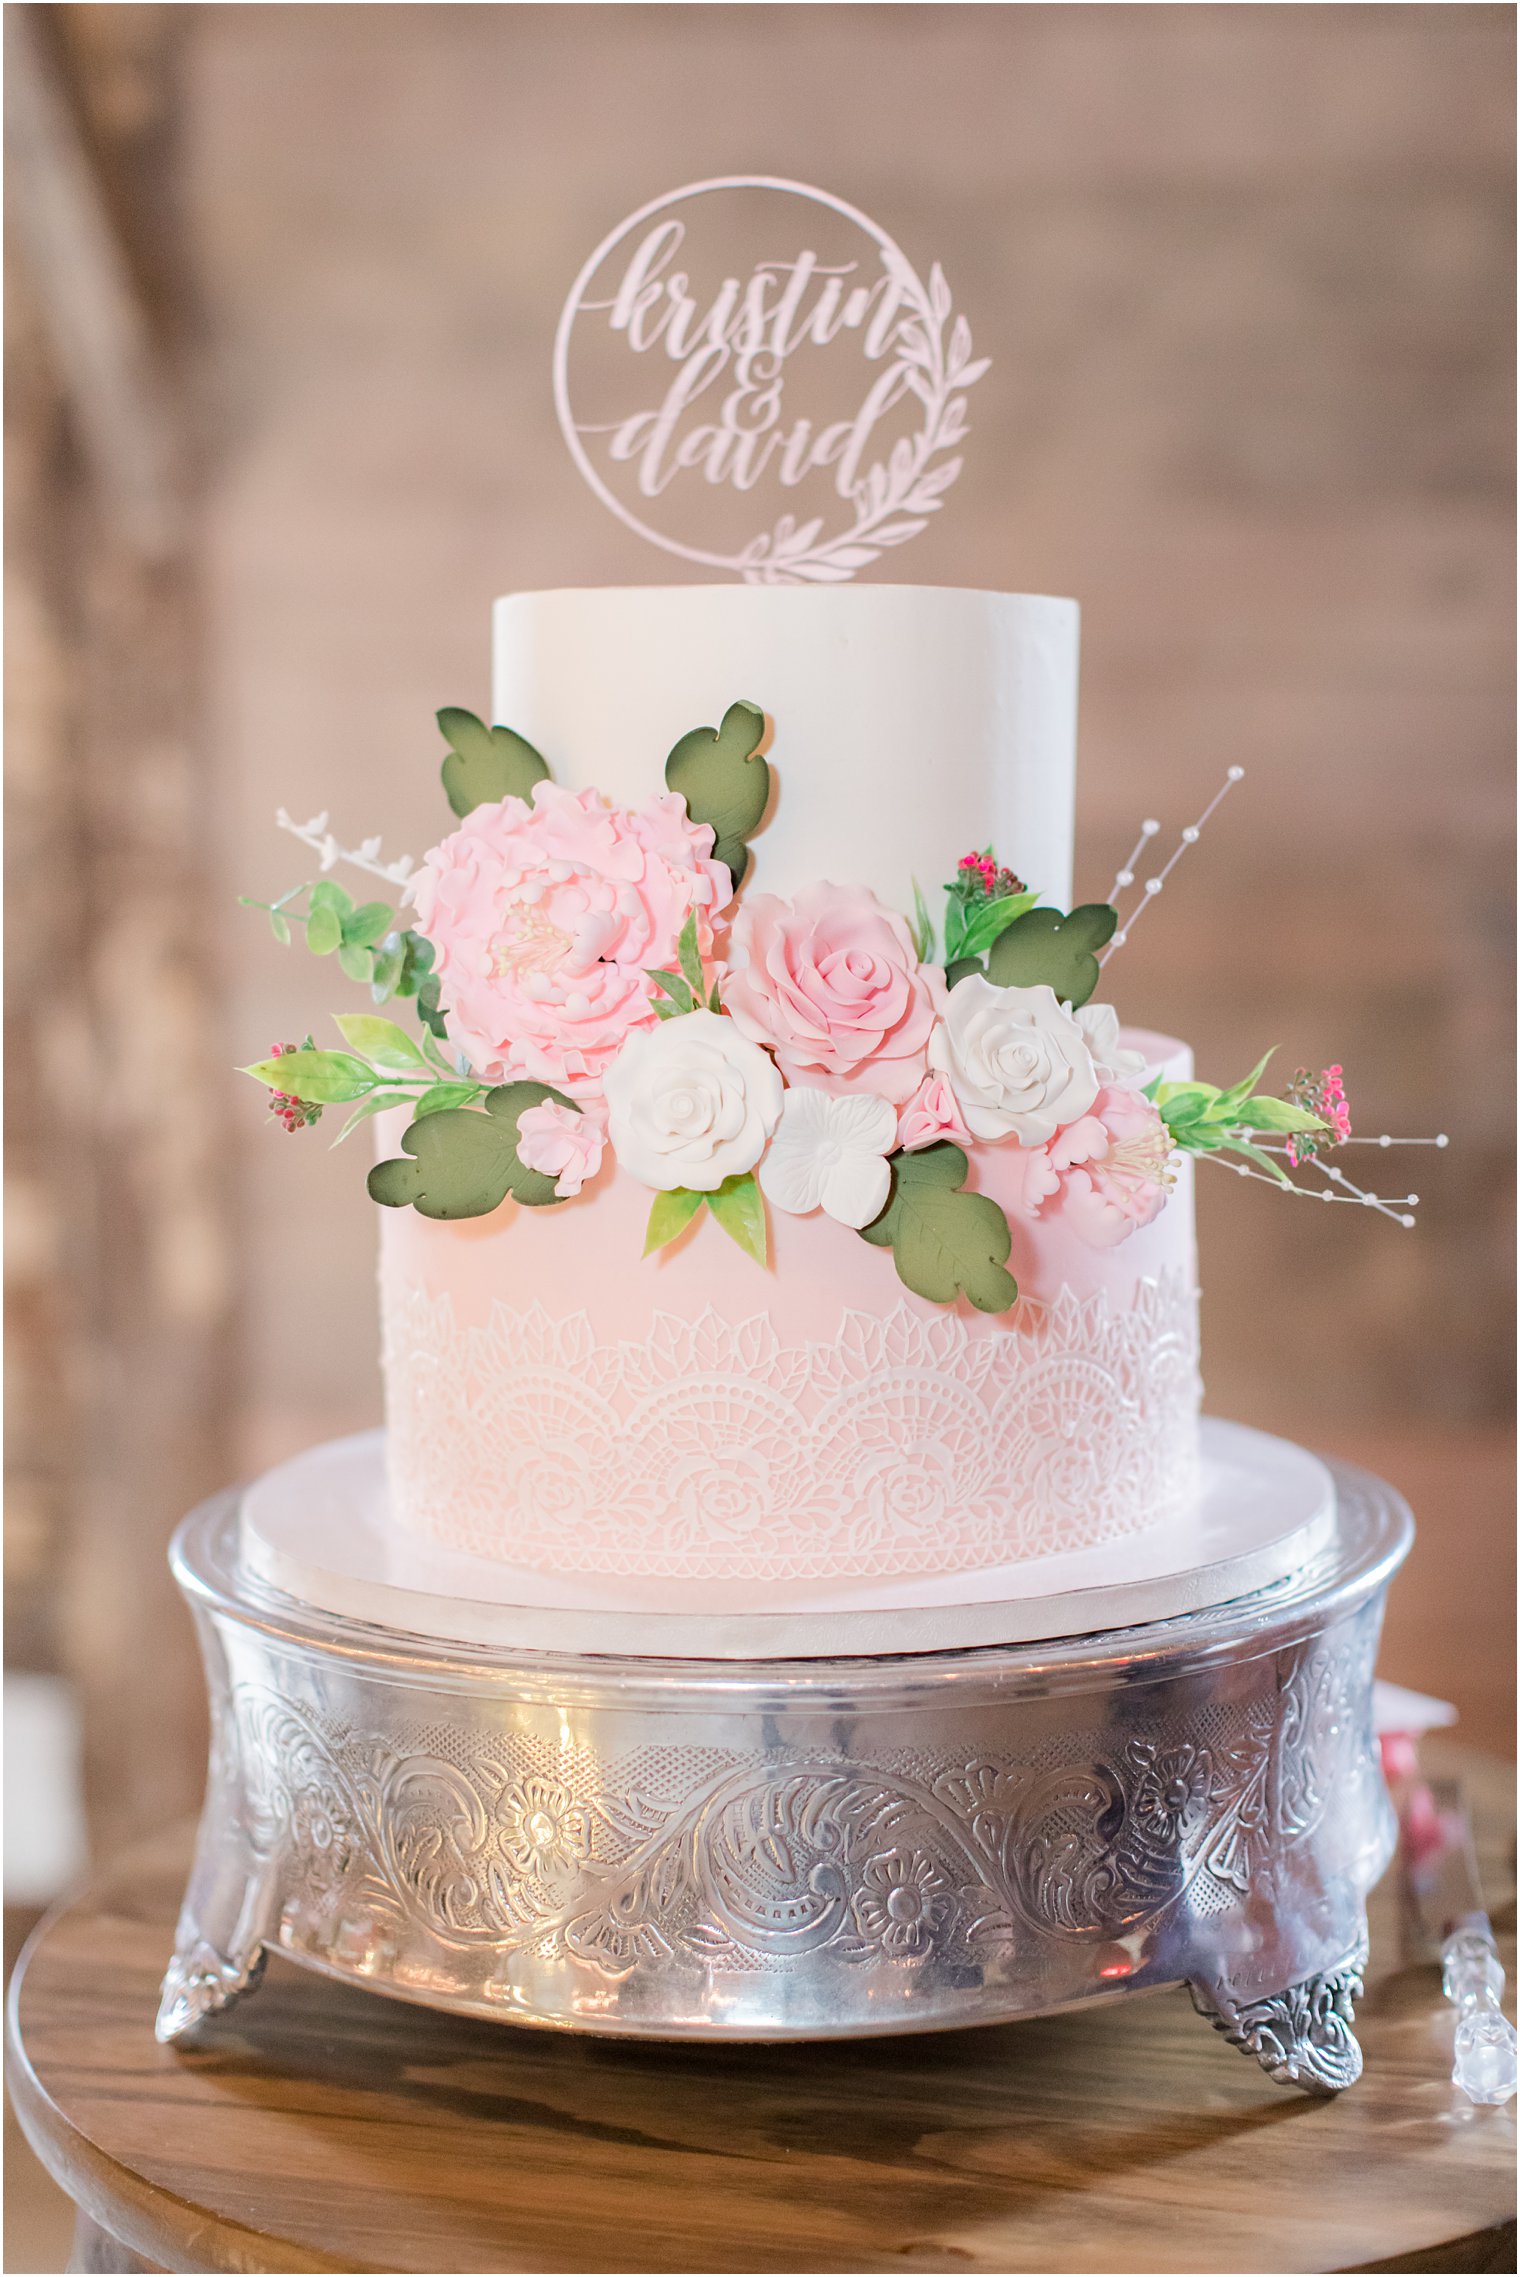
(553, 176), (990, 584)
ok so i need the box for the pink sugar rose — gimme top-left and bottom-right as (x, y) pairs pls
(1004, 1085), (1174, 1249)
(515, 1097), (607, 1198)
(723, 883), (944, 1106)
(409, 783), (729, 1091)
(897, 1072), (973, 1153)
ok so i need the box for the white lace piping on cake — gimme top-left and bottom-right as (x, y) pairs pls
(380, 1273), (1202, 1583)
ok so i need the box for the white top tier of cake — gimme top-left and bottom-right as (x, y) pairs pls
(491, 585), (1079, 912)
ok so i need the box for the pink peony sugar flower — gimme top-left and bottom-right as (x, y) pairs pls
(1004, 1084), (1174, 1249)
(723, 882), (945, 1106)
(897, 1072), (973, 1153)
(515, 1096), (607, 1198)
(409, 783), (729, 1092)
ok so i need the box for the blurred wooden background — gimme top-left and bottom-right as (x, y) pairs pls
(6, 2), (1515, 1872)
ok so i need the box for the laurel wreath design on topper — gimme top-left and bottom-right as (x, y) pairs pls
(553, 177), (991, 585)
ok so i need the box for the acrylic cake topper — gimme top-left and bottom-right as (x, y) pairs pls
(553, 177), (989, 585)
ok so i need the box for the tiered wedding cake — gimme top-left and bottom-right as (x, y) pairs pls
(244, 577), (1357, 1646)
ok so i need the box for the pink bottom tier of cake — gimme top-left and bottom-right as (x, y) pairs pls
(377, 1032), (1201, 1584)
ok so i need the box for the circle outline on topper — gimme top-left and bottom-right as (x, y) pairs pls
(552, 175), (985, 586)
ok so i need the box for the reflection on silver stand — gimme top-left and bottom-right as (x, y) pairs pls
(157, 1463), (1410, 2096)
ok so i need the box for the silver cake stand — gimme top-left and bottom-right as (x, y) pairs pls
(157, 1457), (1411, 2096)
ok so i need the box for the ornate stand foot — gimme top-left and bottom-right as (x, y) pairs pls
(1190, 1928), (1369, 2095)
(155, 1928), (266, 2044)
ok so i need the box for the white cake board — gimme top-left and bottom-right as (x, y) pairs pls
(238, 1419), (1334, 1660)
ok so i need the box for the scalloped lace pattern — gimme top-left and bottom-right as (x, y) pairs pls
(380, 1272), (1202, 1582)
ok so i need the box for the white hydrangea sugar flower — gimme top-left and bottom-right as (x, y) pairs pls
(758, 1087), (898, 1229)
(1075, 1000), (1148, 1087)
(928, 977), (1099, 1146)
(604, 1009), (783, 1192)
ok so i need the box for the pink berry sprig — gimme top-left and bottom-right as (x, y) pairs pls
(1285, 1064), (1351, 1166)
(267, 1039), (323, 1133)
(954, 850), (1027, 904)
(934, 847), (1037, 973)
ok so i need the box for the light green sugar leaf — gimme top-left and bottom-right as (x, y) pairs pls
(369, 943), (405, 1002)
(268, 910), (292, 947)
(242, 1049), (377, 1104)
(331, 1092), (414, 1146)
(649, 969), (695, 1014)
(1234, 1098), (1325, 1135)
(305, 905), (342, 957)
(412, 1080), (480, 1117)
(909, 879), (937, 965)
(707, 1171), (767, 1266)
(332, 1014), (429, 1071)
(391, 930), (435, 997)
(1151, 1079), (1214, 1115)
(308, 878), (354, 920)
(1161, 1120), (1222, 1155)
(677, 912), (705, 1000)
(1221, 1135), (1293, 1184)
(420, 1025), (455, 1075)
(644, 1187), (706, 1256)
(338, 942), (375, 985)
(957, 889), (1039, 963)
(1153, 1086), (1218, 1143)
(943, 898), (970, 967)
(341, 900), (396, 950)
(415, 971), (448, 1041)
(1214, 1050), (1277, 1117)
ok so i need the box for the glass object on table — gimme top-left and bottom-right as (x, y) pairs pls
(1442, 1927), (1518, 2106)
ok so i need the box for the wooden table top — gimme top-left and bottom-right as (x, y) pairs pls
(7, 1742), (1516, 2276)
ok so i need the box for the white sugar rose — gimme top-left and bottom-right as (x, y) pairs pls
(1075, 1001), (1148, 1088)
(928, 977), (1099, 1146)
(604, 1010), (784, 1192)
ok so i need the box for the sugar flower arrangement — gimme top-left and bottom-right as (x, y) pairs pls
(243, 702), (1438, 1314)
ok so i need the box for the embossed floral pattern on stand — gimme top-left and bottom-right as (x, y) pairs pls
(217, 1602), (1382, 1997)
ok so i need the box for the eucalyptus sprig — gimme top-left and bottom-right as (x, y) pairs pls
(241, 1015), (484, 1146)
(241, 878), (394, 976)
(1147, 1051), (1327, 1184)
(240, 881), (447, 1036)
